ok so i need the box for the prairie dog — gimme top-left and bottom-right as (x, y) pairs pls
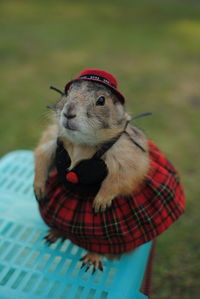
(34, 80), (149, 209)
(34, 74), (150, 272)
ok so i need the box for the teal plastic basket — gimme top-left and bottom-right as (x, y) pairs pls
(0, 151), (152, 299)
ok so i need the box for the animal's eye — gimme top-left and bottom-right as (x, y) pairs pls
(96, 96), (105, 106)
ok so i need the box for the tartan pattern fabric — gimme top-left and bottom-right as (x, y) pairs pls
(38, 140), (185, 254)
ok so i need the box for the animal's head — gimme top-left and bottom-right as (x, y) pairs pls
(49, 69), (130, 144)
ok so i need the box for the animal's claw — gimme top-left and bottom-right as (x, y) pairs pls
(44, 239), (53, 246)
(93, 196), (113, 213)
(44, 229), (63, 246)
(80, 253), (103, 274)
(98, 261), (104, 272)
(79, 256), (85, 261)
(80, 262), (86, 269)
(33, 182), (46, 201)
(92, 267), (96, 275)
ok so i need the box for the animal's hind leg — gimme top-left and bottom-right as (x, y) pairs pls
(44, 228), (65, 245)
(80, 252), (104, 274)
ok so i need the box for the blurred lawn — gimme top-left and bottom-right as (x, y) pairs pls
(0, 0), (200, 298)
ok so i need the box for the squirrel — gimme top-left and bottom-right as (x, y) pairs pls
(34, 69), (185, 273)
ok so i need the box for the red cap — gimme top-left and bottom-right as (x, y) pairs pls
(65, 69), (125, 104)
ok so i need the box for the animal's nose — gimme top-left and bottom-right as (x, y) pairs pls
(64, 112), (76, 119)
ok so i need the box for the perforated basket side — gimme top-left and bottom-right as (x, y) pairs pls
(0, 151), (35, 199)
(0, 217), (150, 299)
(0, 151), (151, 299)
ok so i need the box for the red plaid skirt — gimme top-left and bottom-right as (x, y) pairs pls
(38, 140), (185, 254)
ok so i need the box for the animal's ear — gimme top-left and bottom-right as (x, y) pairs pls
(111, 94), (122, 105)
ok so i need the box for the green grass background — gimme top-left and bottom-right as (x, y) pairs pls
(0, 0), (200, 298)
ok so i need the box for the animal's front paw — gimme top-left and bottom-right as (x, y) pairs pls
(34, 179), (46, 201)
(93, 196), (113, 213)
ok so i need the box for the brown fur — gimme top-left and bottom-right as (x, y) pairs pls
(34, 80), (150, 266)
